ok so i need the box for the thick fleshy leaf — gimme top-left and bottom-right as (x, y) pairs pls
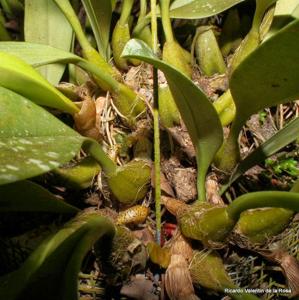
(0, 87), (84, 185)
(0, 42), (145, 125)
(0, 180), (79, 213)
(219, 19), (299, 171)
(0, 212), (115, 300)
(274, 0), (299, 18)
(221, 117), (299, 193)
(264, 0), (299, 39)
(0, 51), (79, 114)
(24, 0), (73, 85)
(231, 19), (299, 129)
(82, 0), (112, 60)
(169, 0), (245, 19)
(0, 42), (81, 67)
(123, 39), (223, 200)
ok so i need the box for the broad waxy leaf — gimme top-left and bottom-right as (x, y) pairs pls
(24, 0), (73, 85)
(230, 19), (299, 135)
(221, 117), (299, 193)
(0, 180), (79, 213)
(0, 51), (79, 114)
(123, 39), (223, 200)
(0, 212), (115, 300)
(82, 0), (112, 60)
(0, 42), (145, 126)
(265, 0), (299, 38)
(275, 0), (299, 18)
(169, 0), (245, 19)
(0, 87), (84, 185)
(0, 42), (81, 66)
(218, 19), (299, 171)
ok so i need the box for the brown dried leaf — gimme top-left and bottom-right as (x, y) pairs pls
(132, 227), (155, 245)
(151, 170), (175, 197)
(259, 250), (299, 296)
(167, 125), (196, 159)
(206, 174), (224, 205)
(170, 232), (193, 263)
(165, 254), (200, 300)
(74, 97), (101, 140)
(161, 196), (188, 217)
(95, 96), (106, 131)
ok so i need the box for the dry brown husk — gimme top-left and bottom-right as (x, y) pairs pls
(170, 231), (193, 263)
(161, 196), (188, 216)
(258, 249), (299, 297)
(74, 97), (101, 140)
(116, 205), (149, 225)
(165, 254), (200, 300)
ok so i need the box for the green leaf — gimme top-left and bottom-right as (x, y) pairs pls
(0, 42), (146, 125)
(219, 19), (299, 171)
(231, 19), (299, 128)
(123, 39), (223, 200)
(0, 87), (84, 185)
(265, 0), (299, 38)
(221, 117), (299, 193)
(0, 51), (79, 114)
(0, 180), (79, 213)
(82, 0), (112, 60)
(274, 0), (299, 18)
(53, 156), (101, 190)
(24, 0), (73, 85)
(0, 212), (115, 300)
(0, 41), (80, 67)
(169, 0), (245, 19)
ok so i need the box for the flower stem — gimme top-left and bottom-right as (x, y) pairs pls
(160, 0), (174, 42)
(53, 0), (91, 51)
(151, 0), (161, 245)
(119, 0), (134, 26)
(53, 0), (118, 84)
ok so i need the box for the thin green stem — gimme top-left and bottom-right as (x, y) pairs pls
(77, 60), (119, 92)
(151, 0), (161, 245)
(139, 0), (147, 20)
(227, 191), (299, 222)
(252, 0), (275, 33)
(53, 0), (91, 51)
(151, 1), (158, 54)
(132, 15), (151, 36)
(119, 0), (134, 26)
(82, 139), (117, 176)
(197, 159), (207, 202)
(160, 0), (174, 42)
